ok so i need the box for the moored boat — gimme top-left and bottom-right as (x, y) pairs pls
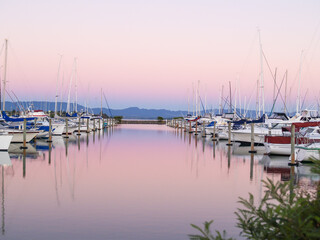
(265, 123), (320, 155)
(0, 134), (13, 151)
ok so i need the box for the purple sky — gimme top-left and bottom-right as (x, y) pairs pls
(1, 0), (320, 111)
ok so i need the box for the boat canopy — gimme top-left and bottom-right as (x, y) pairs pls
(269, 112), (289, 121)
(186, 116), (200, 122)
(66, 112), (78, 118)
(1, 111), (36, 122)
(232, 114), (265, 125)
(293, 121), (320, 130)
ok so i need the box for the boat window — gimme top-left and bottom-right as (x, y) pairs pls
(310, 111), (319, 118)
(305, 128), (315, 134)
(269, 113), (289, 120)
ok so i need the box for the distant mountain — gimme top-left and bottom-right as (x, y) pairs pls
(2, 101), (272, 119)
(93, 107), (187, 119)
(2, 101), (188, 119)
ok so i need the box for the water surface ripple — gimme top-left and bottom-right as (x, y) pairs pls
(0, 124), (317, 240)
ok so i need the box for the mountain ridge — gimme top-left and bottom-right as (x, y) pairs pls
(2, 101), (262, 119)
(2, 101), (187, 119)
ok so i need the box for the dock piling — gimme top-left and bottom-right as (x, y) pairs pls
(86, 118), (90, 133)
(249, 123), (256, 153)
(21, 118), (28, 149)
(93, 119), (96, 131)
(64, 118), (69, 138)
(289, 124), (298, 166)
(47, 118), (53, 142)
(195, 121), (198, 135)
(77, 117), (81, 135)
(202, 121), (206, 138)
(212, 121), (217, 141)
(226, 121), (233, 146)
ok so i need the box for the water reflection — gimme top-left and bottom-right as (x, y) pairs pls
(250, 153), (254, 180)
(0, 125), (317, 240)
(180, 128), (320, 190)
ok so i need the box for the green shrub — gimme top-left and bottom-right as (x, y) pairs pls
(190, 162), (320, 240)
(157, 116), (164, 122)
(113, 116), (123, 123)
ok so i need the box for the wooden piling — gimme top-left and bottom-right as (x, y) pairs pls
(212, 121), (217, 141)
(202, 121), (206, 138)
(227, 145), (231, 168)
(64, 118), (69, 138)
(48, 142), (52, 164)
(86, 118), (90, 133)
(21, 118), (28, 149)
(23, 149), (26, 178)
(77, 117), (81, 135)
(47, 118), (53, 142)
(226, 121), (232, 146)
(249, 123), (256, 153)
(250, 153), (254, 180)
(289, 124), (298, 166)
(195, 121), (198, 135)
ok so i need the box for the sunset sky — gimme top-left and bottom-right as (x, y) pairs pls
(1, 0), (320, 111)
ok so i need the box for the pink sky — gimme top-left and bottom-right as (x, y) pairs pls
(1, 0), (320, 111)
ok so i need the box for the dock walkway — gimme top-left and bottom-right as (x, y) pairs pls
(121, 119), (165, 124)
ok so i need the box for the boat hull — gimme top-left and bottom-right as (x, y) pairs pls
(265, 143), (292, 155)
(232, 131), (265, 144)
(296, 144), (320, 162)
(0, 135), (13, 151)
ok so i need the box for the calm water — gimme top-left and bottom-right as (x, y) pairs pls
(0, 124), (318, 240)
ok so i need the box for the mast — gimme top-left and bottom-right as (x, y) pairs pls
(192, 82), (195, 116)
(239, 83), (241, 116)
(219, 85), (222, 114)
(195, 81), (198, 117)
(2, 39), (8, 111)
(235, 75), (238, 115)
(86, 83), (90, 115)
(66, 59), (76, 114)
(55, 55), (62, 117)
(256, 78), (259, 118)
(187, 88), (190, 115)
(258, 28), (265, 115)
(60, 72), (64, 115)
(273, 68), (277, 104)
(229, 81), (232, 112)
(284, 70), (288, 114)
(100, 88), (102, 116)
(74, 58), (78, 113)
(66, 74), (72, 114)
(297, 50), (303, 114)
(244, 96), (247, 117)
(204, 84), (207, 115)
(221, 85), (224, 114)
(197, 80), (200, 116)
